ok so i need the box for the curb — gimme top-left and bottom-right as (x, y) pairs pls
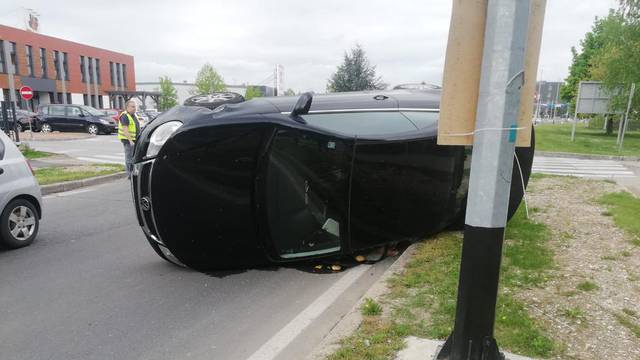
(306, 242), (421, 360)
(23, 134), (96, 142)
(40, 172), (127, 195)
(536, 151), (640, 161)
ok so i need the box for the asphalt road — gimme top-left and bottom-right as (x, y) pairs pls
(0, 180), (394, 360)
(26, 134), (125, 164)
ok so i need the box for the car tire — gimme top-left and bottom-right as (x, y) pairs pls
(87, 124), (99, 135)
(40, 123), (52, 133)
(183, 92), (245, 110)
(0, 199), (39, 249)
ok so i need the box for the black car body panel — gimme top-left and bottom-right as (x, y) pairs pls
(132, 90), (534, 270)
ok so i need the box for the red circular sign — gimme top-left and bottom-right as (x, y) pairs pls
(20, 86), (34, 101)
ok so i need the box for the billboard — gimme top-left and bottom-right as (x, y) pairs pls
(576, 81), (621, 115)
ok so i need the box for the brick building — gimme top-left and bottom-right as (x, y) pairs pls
(0, 24), (135, 110)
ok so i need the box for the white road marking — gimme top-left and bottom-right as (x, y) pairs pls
(43, 188), (96, 199)
(76, 156), (124, 164)
(245, 265), (371, 360)
(94, 154), (125, 160)
(533, 156), (636, 179)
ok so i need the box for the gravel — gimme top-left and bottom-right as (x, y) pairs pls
(521, 177), (640, 359)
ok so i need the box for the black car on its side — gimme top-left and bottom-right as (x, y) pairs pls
(37, 104), (118, 135)
(131, 89), (534, 270)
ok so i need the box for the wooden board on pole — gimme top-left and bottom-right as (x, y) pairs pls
(438, 0), (547, 147)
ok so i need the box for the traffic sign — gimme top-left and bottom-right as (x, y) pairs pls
(19, 86), (34, 101)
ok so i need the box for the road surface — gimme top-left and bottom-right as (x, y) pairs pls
(0, 180), (394, 360)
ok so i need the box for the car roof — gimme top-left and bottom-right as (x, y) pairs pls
(228, 89), (441, 114)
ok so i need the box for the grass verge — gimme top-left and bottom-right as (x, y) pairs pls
(597, 191), (640, 246)
(19, 144), (53, 159)
(535, 123), (640, 157)
(35, 164), (125, 185)
(328, 205), (556, 360)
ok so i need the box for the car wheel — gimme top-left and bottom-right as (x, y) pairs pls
(40, 123), (52, 133)
(183, 92), (245, 110)
(15, 123), (23, 132)
(0, 199), (39, 249)
(87, 124), (99, 135)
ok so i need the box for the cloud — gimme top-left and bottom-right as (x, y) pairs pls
(0, 0), (619, 92)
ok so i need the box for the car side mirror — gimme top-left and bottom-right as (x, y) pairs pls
(290, 92), (313, 124)
(79, 112), (85, 117)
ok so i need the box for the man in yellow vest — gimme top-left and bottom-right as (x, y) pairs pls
(118, 100), (140, 178)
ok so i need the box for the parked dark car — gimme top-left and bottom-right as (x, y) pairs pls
(3, 109), (41, 132)
(131, 90), (534, 270)
(37, 104), (118, 135)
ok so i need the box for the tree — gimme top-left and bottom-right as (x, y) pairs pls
(157, 76), (178, 111)
(244, 86), (263, 100)
(327, 44), (384, 92)
(560, 15), (609, 112)
(193, 63), (226, 95)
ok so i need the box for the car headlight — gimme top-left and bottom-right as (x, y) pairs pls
(100, 119), (109, 124)
(146, 121), (183, 158)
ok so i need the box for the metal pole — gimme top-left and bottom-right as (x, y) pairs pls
(571, 81), (582, 142)
(535, 71), (543, 121)
(617, 113), (625, 144)
(436, 0), (533, 359)
(619, 83), (635, 151)
(552, 81), (560, 121)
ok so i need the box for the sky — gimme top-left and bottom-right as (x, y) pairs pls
(0, 0), (619, 93)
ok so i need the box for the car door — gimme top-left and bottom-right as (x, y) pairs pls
(46, 105), (67, 130)
(264, 127), (353, 260)
(66, 106), (86, 131)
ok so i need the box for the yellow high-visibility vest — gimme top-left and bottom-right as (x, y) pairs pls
(117, 111), (138, 141)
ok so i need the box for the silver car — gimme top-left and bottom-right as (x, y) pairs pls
(0, 131), (42, 248)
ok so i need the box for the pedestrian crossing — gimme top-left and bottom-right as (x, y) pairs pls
(533, 156), (636, 178)
(76, 154), (125, 165)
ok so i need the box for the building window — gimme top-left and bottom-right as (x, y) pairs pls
(80, 56), (86, 83)
(88, 57), (94, 84)
(9, 42), (18, 75)
(25, 45), (34, 77)
(63, 52), (69, 80)
(122, 64), (127, 88)
(116, 63), (122, 86)
(0, 40), (5, 73)
(109, 61), (114, 85)
(95, 58), (101, 84)
(39, 48), (47, 78)
(53, 50), (60, 79)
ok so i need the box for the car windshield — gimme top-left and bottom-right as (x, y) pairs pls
(79, 106), (105, 116)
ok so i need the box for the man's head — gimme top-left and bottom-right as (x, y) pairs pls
(126, 100), (137, 113)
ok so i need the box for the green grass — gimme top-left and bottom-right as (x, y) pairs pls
(598, 191), (640, 246)
(19, 144), (53, 159)
(576, 281), (599, 292)
(329, 205), (556, 360)
(361, 298), (383, 316)
(535, 123), (640, 157)
(623, 308), (637, 317)
(563, 307), (587, 322)
(614, 313), (640, 338)
(35, 164), (125, 185)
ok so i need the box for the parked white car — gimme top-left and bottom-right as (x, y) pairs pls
(0, 131), (42, 248)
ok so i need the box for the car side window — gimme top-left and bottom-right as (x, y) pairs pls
(49, 105), (66, 116)
(301, 111), (418, 137)
(40, 106), (49, 115)
(68, 107), (82, 116)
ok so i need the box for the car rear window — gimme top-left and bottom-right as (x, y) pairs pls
(301, 111), (418, 136)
